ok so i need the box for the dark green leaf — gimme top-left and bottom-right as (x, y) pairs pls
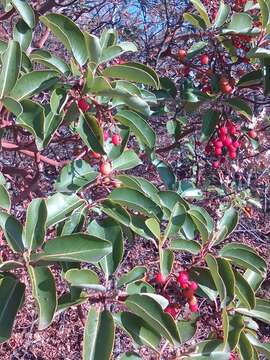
(0, 211), (24, 253)
(77, 113), (105, 155)
(117, 266), (147, 288)
(30, 49), (71, 75)
(13, 19), (32, 51)
(200, 110), (220, 142)
(11, 0), (35, 28)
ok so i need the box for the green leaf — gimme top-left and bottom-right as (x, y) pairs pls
(84, 32), (101, 68)
(13, 19), (32, 51)
(126, 281), (155, 295)
(160, 249), (174, 277)
(152, 159), (176, 190)
(17, 99), (44, 150)
(24, 198), (47, 251)
(243, 269), (264, 291)
(87, 218), (124, 278)
(83, 308), (114, 360)
(238, 332), (255, 360)
(55, 159), (98, 193)
(50, 88), (68, 115)
(57, 291), (87, 313)
(100, 42), (137, 63)
(0, 275), (25, 343)
(164, 203), (186, 239)
(109, 188), (163, 220)
(145, 218), (160, 240)
(0, 211), (24, 252)
(200, 110), (220, 142)
(10, 70), (59, 100)
(125, 294), (180, 345)
(115, 110), (155, 149)
(0, 184), (10, 211)
(30, 49), (71, 76)
(101, 200), (131, 227)
(117, 175), (159, 200)
(0, 260), (23, 271)
(65, 269), (103, 291)
(237, 70), (262, 87)
(11, 0), (35, 28)
(219, 243), (267, 275)
(183, 12), (207, 30)
(115, 312), (161, 350)
(189, 267), (218, 301)
(214, 207), (239, 245)
(2, 96), (23, 117)
(77, 113), (105, 155)
(60, 205), (87, 236)
(117, 266), (147, 288)
(214, 2), (230, 28)
(187, 41), (207, 60)
(236, 298), (270, 325)
(46, 193), (84, 228)
(100, 29), (117, 49)
(183, 339), (230, 359)
(190, 0), (211, 26)
(112, 150), (142, 171)
(120, 353), (141, 360)
(28, 266), (57, 330)
(205, 254), (233, 308)
(40, 13), (88, 66)
(176, 317), (197, 344)
(224, 13), (253, 33)
(170, 238), (201, 255)
(43, 111), (63, 147)
(31, 234), (112, 264)
(103, 63), (159, 89)
(258, 0), (270, 28)
(0, 40), (21, 99)
(223, 310), (244, 351)
(234, 270), (255, 310)
(246, 333), (270, 358)
(225, 98), (253, 119)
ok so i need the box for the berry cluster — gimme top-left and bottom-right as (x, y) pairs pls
(155, 270), (199, 319)
(205, 122), (242, 169)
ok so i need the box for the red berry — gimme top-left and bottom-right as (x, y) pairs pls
(112, 134), (122, 146)
(248, 130), (257, 139)
(177, 271), (189, 286)
(228, 144), (236, 152)
(103, 131), (109, 141)
(214, 140), (223, 148)
(188, 295), (197, 306)
(155, 272), (167, 285)
(183, 288), (194, 299)
(99, 162), (112, 175)
(223, 137), (232, 147)
(212, 161), (220, 169)
(78, 98), (90, 112)
(164, 305), (178, 319)
(229, 151), (237, 159)
(189, 281), (198, 291)
(222, 84), (233, 94)
(214, 147), (222, 156)
(178, 49), (187, 61)
(219, 127), (228, 136)
(92, 151), (101, 159)
(189, 303), (199, 312)
(233, 140), (240, 148)
(228, 125), (237, 135)
(200, 54), (209, 65)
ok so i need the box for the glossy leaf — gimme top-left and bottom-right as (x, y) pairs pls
(164, 203), (186, 238)
(238, 332), (255, 360)
(183, 13), (207, 30)
(214, 207), (239, 245)
(84, 32), (101, 68)
(87, 218), (124, 278)
(224, 13), (252, 33)
(43, 111), (64, 147)
(24, 198), (47, 251)
(77, 113), (105, 155)
(190, 0), (211, 26)
(183, 339), (230, 359)
(234, 270), (256, 310)
(0, 40), (21, 99)
(83, 308), (114, 360)
(119, 353), (141, 360)
(246, 333), (270, 358)
(65, 269), (104, 291)
(40, 13), (88, 66)
(126, 281), (155, 295)
(28, 266), (57, 330)
(170, 238), (201, 255)
(0, 261), (23, 271)
(0, 184), (10, 211)
(225, 98), (253, 119)
(31, 234), (112, 264)
(117, 266), (147, 288)
(55, 159), (98, 193)
(177, 317), (197, 344)
(0, 211), (24, 253)
(0, 275), (25, 343)
(112, 150), (142, 171)
(200, 110), (220, 142)
(145, 218), (160, 240)
(11, 0), (35, 28)
(30, 49), (71, 76)
(13, 19), (32, 51)
(236, 298), (270, 325)
(213, 2), (231, 27)
(223, 310), (244, 351)
(160, 249), (174, 277)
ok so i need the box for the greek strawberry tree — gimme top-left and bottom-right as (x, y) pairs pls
(0, 0), (269, 359)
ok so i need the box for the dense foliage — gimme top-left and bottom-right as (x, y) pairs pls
(0, 0), (269, 359)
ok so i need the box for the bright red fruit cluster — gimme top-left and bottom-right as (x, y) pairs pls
(205, 122), (242, 169)
(177, 271), (198, 312)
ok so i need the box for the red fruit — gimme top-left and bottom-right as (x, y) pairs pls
(183, 288), (194, 299)
(220, 157), (226, 164)
(229, 151), (237, 159)
(99, 162), (112, 175)
(78, 98), (90, 112)
(222, 84), (233, 94)
(188, 295), (197, 306)
(233, 140), (240, 148)
(92, 151), (101, 159)
(189, 281), (198, 291)
(177, 271), (189, 286)
(189, 303), (199, 312)
(228, 125), (237, 135)
(103, 131), (109, 141)
(200, 54), (209, 65)
(219, 126), (228, 136)
(205, 145), (211, 154)
(228, 144), (236, 152)
(223, 137), (232, 147)
(112, 134), (122, 146)
(248, 130), (257, 139)
(178, 49), (187, 61)
(214, 147), (222, 156)
(164, 305), (178, 319)
(214, 140), (223, 148)
(212, 161), (220, 169)
(155, 272), (167, 285)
